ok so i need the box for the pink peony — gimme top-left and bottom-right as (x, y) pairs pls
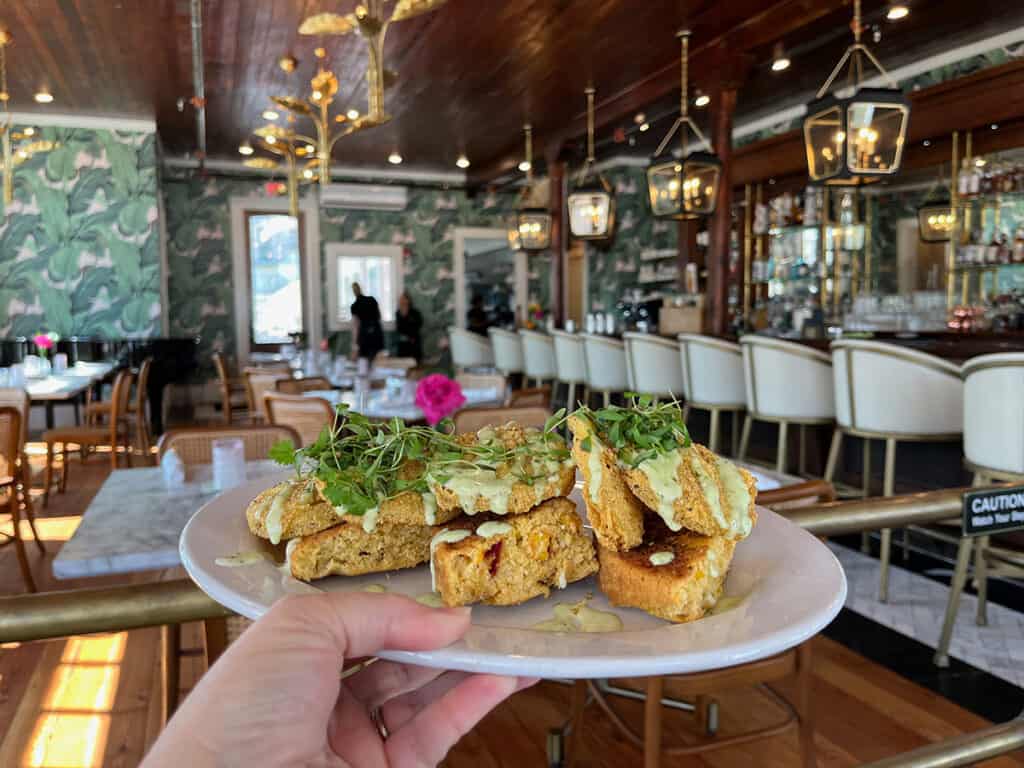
(33, 333), (54, 351)
(415, 374), (465, 426)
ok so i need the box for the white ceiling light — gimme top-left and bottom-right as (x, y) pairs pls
(639, 122), (650, 132)
(518, 160), (531, 172)
(456, 154), (470, 169)
(694, 93), (710, 108)
(262, 109), (279, 120)
(388, 151), (403, 164)
(886, 4), (909, 21)
(238, 142), (254, 155)
(771, 42), (791, 72)
(34, 89), (53, 103)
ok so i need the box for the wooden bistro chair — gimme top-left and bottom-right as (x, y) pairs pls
(264, 392), (336, 447)
(212, 352), (249, 425)
(243, 368), (290, 423)
(453, 406), (549, 433)
(86, 356), (155, 462)
(42, 369), (135, 506)
(0, 403), (45, 592)
(157, 424), (302, 465)
(559, 480), (835, 768)
(275, 376), (333, 395)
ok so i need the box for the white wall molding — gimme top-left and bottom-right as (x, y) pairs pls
(165, 156), (466, 185)
(8, 111), (156, 133)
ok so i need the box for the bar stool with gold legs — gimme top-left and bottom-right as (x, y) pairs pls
(581, 334), (630, 408)
(448, 326), (493, 372)
(622, 333), (685, 405)
(934, 353), (1024, 666)
(827, 340), (963, 603)
(488, 327), (524, 384)
(551, 330), (587, 411)
(738, 336), (834, 474)
(678, 334), (745, 455)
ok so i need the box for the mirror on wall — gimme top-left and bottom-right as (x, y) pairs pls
(453, 227), (526, 331)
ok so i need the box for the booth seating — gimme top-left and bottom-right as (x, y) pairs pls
(581, 334), (630, 408)
(488, 328), (524, 381)
(678, 334), (745, 455)
(623, 333), (685, 404)
(519, 329), (556, 387)
(447, 327), (493, 372)
(739, 336), (834, 474)
(551, 329), (587, 411)
(934, 353), (1024, 666)
(828, 340), (963, 603)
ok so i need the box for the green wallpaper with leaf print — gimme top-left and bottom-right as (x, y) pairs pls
(0, 127), (160, 338)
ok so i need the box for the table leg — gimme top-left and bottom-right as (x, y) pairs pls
(73, 396), (81, 426)
(45, 402), (55, 430)
(163, 624), (181, 723)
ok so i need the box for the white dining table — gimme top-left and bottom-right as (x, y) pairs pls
(303, 386), (505, 422)
(24, 360), (118, 428)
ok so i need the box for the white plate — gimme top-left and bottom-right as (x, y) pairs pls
(180, 471), (845, 679)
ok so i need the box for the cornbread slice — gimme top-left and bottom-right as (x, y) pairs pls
(430, 497), (598, 607)
(598, 517), (737, 623)
(624, 444), (757, 540)
(287, 519), (437, 580)
(430, 422), (575, 516)
(567, 414), (645, 551)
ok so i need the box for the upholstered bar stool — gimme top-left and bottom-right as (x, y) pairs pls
(739, 336), (834, 474)
(581, 334), (630, 407)
(448, 327), (493, 372)
(678, 334), (746, 455)
(828, 340), (963, 603)
(519, 329), (556, 387)
(488, 328), (524, 383)
(551, 330), (587, 411)
(623, 333), (685, 404)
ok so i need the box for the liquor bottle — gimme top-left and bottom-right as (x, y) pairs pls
(958, 158), (971, 197)
(968, 162), (981, 196)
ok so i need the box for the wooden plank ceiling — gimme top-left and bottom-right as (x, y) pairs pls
(1, 0), (1023, 176)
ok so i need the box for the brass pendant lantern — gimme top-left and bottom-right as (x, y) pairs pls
(646, 30), (721, 220)
(509, 124), (552, 252)
(917, 166), (955, 243)
(803, 0), (909, 186)
(567, 87), (615, 240)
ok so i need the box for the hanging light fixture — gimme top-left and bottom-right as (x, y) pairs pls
(567, 87), (615, 240)
(917, 165), (955, 243)
(507, 124), (552, 252)
(803, 0), (909, 186)
(645, 30), (721, 219)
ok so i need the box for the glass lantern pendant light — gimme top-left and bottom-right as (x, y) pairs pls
(567, 87), (615, 240)
(917, 165), (955, 243)
(510, 124), (552, 251)
(803, 0), (909, 185)
(646, 30), (721, 219)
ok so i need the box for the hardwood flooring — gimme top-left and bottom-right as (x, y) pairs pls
(0, 449), (1021, 767)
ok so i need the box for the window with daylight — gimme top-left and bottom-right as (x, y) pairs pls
(326, 243), (404, 329)
(246, 213), (305, 346)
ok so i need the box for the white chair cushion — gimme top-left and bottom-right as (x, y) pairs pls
(741, 336), (834, 421)
(678, 335), (745, 408)
(963, 353), (1024, 474)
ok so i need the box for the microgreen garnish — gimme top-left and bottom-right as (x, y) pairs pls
(268, 405), (571, 516)
(576, 393), (691, 469)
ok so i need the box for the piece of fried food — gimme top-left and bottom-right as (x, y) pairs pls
(288, 519), (437, 580)
(430, 497), (598, 607)
(567, 414), (646, 551)
(430, 422), (575, 516)
(598, 516), (737, 622)
(624, 444), (757, 540)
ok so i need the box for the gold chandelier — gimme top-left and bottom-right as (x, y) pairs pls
(246, 121), (320, 217)
(0, 25), (56, 207)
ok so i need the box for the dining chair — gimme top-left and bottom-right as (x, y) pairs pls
(452, 406), (550, 433)
(551, 329), (587, 412)
(86, 356), (156, 462)
(212, 352), (248, 424)
(448, 327), (494, 372)
(677, 334), (745, 455)
(275, 376), (333, 395)
(519, 329), (556, 387)
(623, 333), (685, 403)
(244, 368), (290, 422)
(0, 402), (45, 592)
(455, 372), (508, 395)
(264, 392), (336, 447)
(506, 387), (551, 409)
(42, 369), (135, 506)
(157, 424), (302, 466)
(581, 334), (630, 407)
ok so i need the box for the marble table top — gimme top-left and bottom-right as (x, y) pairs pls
(52, 460), (281, 579)
(26, 361), (117, 401)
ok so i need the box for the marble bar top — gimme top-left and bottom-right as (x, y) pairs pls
(53, 460), (281, 579)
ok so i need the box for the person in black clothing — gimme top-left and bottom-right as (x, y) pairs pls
(466, 293), (489, 336)
(394, 291), (423, 362)
(349, 282), (384, 362)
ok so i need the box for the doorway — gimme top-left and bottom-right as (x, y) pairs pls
(453, 227), (526, 329)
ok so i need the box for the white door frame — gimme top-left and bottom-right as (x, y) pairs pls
(452, 226), (526, 329)
(230, 194), (322, 366)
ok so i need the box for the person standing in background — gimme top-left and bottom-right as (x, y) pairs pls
(394, 291), (423, 362)
(467, 294), (489, 336)
(350, 282), (384, 362)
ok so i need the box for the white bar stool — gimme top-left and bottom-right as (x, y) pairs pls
(448, 327), (493, 372)
(678, 334), (745, 455)
(551, 330), (587, 410)
(622, 333), (685, 404)
(739, 336), (834, 474)
(581, 334), (629, 408)
(828, 340), (963, 603)
(519, 329), (556, 387)
(488, 328), (524, 381)
(934, 353), (1024, 666)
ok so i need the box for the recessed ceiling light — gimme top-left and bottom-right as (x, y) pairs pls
(639, 122), (650, 132)
(346, 108), (360, 120)
(238, 142), (254, 155)
(34, 90), (53, 104)
(886, 4), (909, 21)
(388, 151), (403, 165)
(456, 154), (470, 169)
(633, 112), (646, 125)
(922, 139), (931, 146)
(262, 109), (279, 121)
(991, 123), (999, 130)
(23, 127), (34, 136)
(265, 135), (277, 145)
(694, 93), (710, 108)
(771, 42), (790, 72)
(518, 160), (531, 172)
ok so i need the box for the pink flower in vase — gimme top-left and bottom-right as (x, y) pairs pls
(33, 333), (55, 356)
(415, 374), (466, 426)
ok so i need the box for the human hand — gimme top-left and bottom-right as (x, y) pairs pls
(142, 593), (535, 768)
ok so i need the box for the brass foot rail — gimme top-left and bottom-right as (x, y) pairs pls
(858, 713), (1024, 768)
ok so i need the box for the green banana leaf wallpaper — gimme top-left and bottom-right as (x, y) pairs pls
(0, 127), (160, 338)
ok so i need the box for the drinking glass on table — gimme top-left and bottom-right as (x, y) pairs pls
(53, 353), (68, 374)
(212, 437), (246, 491)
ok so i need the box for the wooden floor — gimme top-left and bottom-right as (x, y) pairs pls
(1, 450), (1021, 767)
